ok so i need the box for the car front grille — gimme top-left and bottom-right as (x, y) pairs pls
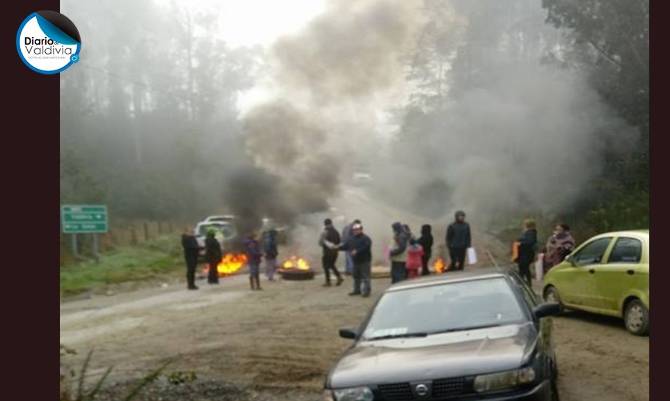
(432, 377), (466, 399)
(376, 377), (470, 401)
(377, 382), (414, 400)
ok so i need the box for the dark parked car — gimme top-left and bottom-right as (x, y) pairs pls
(324, 268), (560, 401)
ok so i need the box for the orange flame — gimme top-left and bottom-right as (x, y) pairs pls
(281, 256), (310, 271)
(204, 253), (248, 277)
(433, 257), (446, 274)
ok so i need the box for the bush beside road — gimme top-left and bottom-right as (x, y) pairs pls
(60, 235), (184, 297)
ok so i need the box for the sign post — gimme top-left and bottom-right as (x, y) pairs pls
(61, 205), (108, 261)
(71, 234), (78, 258)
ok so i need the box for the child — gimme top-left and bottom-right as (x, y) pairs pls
(405, 238), (424, 279)
(245, 233), (263, 290)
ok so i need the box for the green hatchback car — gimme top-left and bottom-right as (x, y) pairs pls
(543, 230), (649, 335)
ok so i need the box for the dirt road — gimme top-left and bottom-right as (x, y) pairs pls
(60, 187), (647, 400)
(60, 270), (648, 401)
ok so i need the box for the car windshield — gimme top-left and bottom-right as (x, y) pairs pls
(197, 223), (236, 239)
(362, 277), (526, 340)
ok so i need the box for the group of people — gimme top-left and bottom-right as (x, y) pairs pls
(513, 219), (576, 287)
(320, 218), (373, 296)
(316, 210), (474, 297)
(182, 210), (576, 294)
(180, 226), (280, 291)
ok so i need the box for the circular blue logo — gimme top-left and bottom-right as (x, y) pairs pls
(16, 10), (81, 74)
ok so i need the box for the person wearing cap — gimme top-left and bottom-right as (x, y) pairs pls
(205, 228), (222, 284)
(390, 222), (409, 283)
(446, 211), (471, 271)
(341, 219), (361, 275)
(319, 218), (343, 287)
(339, 223), (373, 297)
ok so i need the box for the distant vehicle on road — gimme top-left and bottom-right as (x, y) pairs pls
(325, 268), (561, 401)
(352, 172), (373, 186)
(193, 221), (238, 259)
(543, 230), (649, 336)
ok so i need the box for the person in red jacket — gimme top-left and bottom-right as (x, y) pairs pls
(405, 238), (424, 279)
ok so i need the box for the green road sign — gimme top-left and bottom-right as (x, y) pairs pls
(61, 205), (108, 233)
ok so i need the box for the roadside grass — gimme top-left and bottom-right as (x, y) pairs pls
(60, 235), (184, 297)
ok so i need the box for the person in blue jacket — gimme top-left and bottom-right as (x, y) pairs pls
(245, 233), (263, 291)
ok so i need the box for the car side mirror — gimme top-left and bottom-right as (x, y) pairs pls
(339, 328), (357, 339)
(533, 303), (561, 319)
(565, 254), (576, 267)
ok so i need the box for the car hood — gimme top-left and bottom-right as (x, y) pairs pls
(328, 323), (537, 388)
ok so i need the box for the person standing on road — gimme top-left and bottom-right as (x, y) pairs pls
(341, 219), (360, 276)
(542, 223), (575, 273)
(181, 226), (199, 290)
(245, 233), (263, 290)
(403, 224), (414, 241)
(405, 238), (424, 279)
(390, 222), (409, 283)
(515, 219), (538, 287)
(417, 224), (434, 276)
(339, 223), (372, 297)
(446, 211), (471, 271)
(205, 228), (222, 285)
(319, 218), (344, 287)
(262, 228), (279, 282)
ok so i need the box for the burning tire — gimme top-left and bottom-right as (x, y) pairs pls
(201, 253), (248, 278)
(279, 269), (315, 281)
(279, 256), (315, 281)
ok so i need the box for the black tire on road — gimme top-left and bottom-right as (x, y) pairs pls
(543, 286), (564, 314)
(624, 299), (649, 336)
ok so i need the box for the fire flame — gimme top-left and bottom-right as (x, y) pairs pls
(281, 256), (310, 271)
(433, 257), (446, 274)
(204, 253), (248, 277)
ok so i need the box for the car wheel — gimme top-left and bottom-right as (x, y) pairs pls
(543, 286), (564, 313)
(624, 299), (649, 336)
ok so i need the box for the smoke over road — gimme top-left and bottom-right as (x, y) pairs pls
(232, 0), (637, 234)
(230, 0), (421, 233)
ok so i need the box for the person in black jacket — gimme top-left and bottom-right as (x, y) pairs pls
(262, 228), (279, 282)
(319, 218), (343, 287)
(446, 211), (471, 271)
(181, 226), (199, 290)
(389, 222), (409, 283)
(516, 219), (538, 287)
(339, 223), (373, 297)
(205, 229), (222, 284)
(417, 224), (434, 276)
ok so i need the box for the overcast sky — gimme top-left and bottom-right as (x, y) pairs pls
(157, 0), (327, 48)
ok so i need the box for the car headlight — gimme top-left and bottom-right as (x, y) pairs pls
(329, 386), (374, 401)
(473, 367), (536, 393)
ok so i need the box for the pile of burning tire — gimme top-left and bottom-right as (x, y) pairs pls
(201, 253), (248, 278)
(278, 256), (314, 281)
